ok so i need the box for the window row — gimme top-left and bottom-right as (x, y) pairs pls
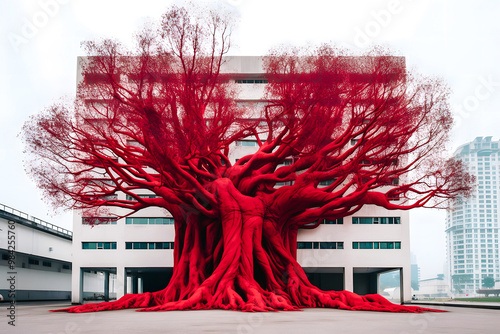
(126, 217), (174, 225)
(82, 217), (175, 225)
(235, 79), (268, 84)
(15, 257), (70, 269)
(82, 242), (173, 249)
(125, 242), (174, 250)
(321, 218), (343, 224)
(82, 242), (117, 249)
(82, 216), (401, 225)
(125, 194), (161, 201)
(28, 258), (52, 267)
(352, 217), (401, 224)
(82, 217), (117, 225)
(297, 242), (344, 249)
(82, 241), (401, 250)
(352, 242), (401, 249)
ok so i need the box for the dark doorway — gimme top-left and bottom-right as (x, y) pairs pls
(303, 267), (344, 291)
(126, 267), (173, 293)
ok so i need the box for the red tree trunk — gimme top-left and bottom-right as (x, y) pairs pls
(53, 179), (441, 313)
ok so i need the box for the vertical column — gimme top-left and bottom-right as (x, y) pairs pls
(344, 266), (354, 291)
(116, 266), (126, 299)
(71, 267), (82, 304)
(376, 272), (381, 294)
(401, 266), (411, 304)
(132, 276), (139, 294)
(104, 271), (110, 302)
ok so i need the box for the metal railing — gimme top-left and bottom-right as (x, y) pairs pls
(0, 202), (73, 237)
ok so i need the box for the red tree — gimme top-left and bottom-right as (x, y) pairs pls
(24, 7), (470, 313)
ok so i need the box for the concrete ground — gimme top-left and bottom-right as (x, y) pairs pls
(4, 302), (500, 334)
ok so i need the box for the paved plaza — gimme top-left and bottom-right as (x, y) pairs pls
(3, 301), (499, 334)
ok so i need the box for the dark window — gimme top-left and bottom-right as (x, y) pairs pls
(359, 242), (373, 249)
(29, 258), (39, 265)
(319, 179), (335, 186)
(82, 242), (116, 250)
(353, 217), (401, 224)
(352, 241), (401, 250)
(42, 261), (52, 267)
(126, 242), (174, 249)
(134, 242), (147, 249)
(297, 242), (313, 249)
(235, 79), (268, 84)
(320, 242), (337, 249)
(297, 242), (342, 249)
(322, 218), (343, 224)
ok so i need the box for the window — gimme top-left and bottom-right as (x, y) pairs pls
(28, 258), (39, 265)
(320, 242), (342, 249)
(297, 242), (343, 249)
(352, 241), (401, 249)
(82, 242), (117, 250)
(42, 261), (52, 267)
(319, 179), (336, 186)
(125, 242), (174, 250)
(297, 242), (313, 249)
(125, 194), (160, 201)
(352, 217), (400, 224)
(125, 217), (174, 225)
(62, 264), (71, 270)
(236, 140), (258, 147)
(82, 217), (117, 225)
(321, 218), (343, 224)
(84, 73), (120, 84)
(235, 79), (268, 84)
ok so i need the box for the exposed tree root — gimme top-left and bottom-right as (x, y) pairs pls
(51, 284), (442, 313)
(53, 181), (444, 314)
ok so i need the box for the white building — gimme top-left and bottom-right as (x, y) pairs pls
(446, 136), (500, 295)
(415, 275), (450, 300)
(71, 56), (412, 304)
(0, 203), (72, 301)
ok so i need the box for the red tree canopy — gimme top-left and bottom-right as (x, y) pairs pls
(23, 6), (471, 313)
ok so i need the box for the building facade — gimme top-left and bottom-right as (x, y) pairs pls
(446, 136), (500, 295)
(416, 275), (450, 300)
(0, 203), (72, 301)
(71, 56), (412, 304)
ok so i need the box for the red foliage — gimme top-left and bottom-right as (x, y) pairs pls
(23, 6), (470, 313)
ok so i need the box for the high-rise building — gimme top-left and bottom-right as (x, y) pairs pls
(446, 136), (500, 295)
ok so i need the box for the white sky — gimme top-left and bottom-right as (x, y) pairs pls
(1, 0), (499, 279)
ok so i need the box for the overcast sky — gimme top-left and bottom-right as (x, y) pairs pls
(1, 0), (499, 279)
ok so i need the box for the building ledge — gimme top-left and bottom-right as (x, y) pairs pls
(0, 203), (72, 240)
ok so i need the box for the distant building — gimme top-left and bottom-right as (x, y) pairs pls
(411, 253), (420, 291)
(0, 203), (72, 301)
(446, 136), (500, 295)
(416, 275), (450, 299)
